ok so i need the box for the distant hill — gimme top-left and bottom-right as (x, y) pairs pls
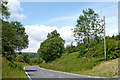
(22, 52), (38, 58)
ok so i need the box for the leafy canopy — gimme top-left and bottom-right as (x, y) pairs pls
(73, 8), (104, 50)
(37, 30), (65, 62)
(47, 30), (60, 39)
(1, 0), (11, 19)
(2, 20), (29, 60)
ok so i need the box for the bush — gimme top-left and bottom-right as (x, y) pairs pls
(37, 37), (65, 62)
(106, 39), (120, 59)
(8, 62), (14, 68)
(77, 46), (86, 58)
(15, 53), (30, 63)
(30, 57), (43, 64)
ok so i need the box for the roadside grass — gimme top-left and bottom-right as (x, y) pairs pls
(2, 56), (29, 79)
(39, 52), (118, 77)
(76, 58), (118, 77)
(0, 55), (2, 79)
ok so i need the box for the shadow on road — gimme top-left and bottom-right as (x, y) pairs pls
(25, 70), (37, 72)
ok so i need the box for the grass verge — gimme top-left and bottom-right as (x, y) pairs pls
(0, 55), (2, 79)
(39, 52), (118, 78)
(2, 56), (29, 79)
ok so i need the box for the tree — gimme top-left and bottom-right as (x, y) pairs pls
(1, 0), (11, 19)
(0, 0), (11, 54)
(37, 30), (65, 62)
(2, 20), (29, 60)
(1, 0), (29, 61)
(66, 42), (76, 53)
(10, 21), (29, 51)
(73, 8), (104, 50)
(47, 30), (60, 39)
(2, 21), (17, 60)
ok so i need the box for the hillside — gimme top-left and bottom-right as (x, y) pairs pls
(0, 55), (2, 80)
(2, 56), (29, 79)
(39, 52), (118, 77)
(39, 37), (120, 78)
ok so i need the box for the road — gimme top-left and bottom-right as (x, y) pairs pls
(24, 66), (119, 80)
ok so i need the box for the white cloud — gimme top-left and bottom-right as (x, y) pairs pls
(22, 25), (76, 52)
(7, 0), (26, 20)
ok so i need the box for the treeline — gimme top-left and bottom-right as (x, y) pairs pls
(14, 52), (41, 64)
(66, 34), (120, 60)
(1, 0), (29, 62)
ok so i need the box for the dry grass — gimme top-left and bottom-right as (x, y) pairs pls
(77, 58), (118, 77)
(118, 58), (120, 76)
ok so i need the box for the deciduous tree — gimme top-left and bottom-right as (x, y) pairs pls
(73, 8), (104, 50)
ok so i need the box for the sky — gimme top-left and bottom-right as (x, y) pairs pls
(7, 0), (118, 52)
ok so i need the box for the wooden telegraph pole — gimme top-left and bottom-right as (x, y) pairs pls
(103, 16), (107, 61)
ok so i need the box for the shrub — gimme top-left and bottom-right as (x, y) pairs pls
(77, 46), (86, 58)
(15, 53), (30, 63)
(37, 37), (65, 62)
(8, 62), (14, 68)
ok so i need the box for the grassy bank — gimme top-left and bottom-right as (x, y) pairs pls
(2, 56), (29, 79)
(39, 37), (119, 78)
(0, 55), (2, 80)
(76, 58), (118, 77)
(39, 52), (118, 77)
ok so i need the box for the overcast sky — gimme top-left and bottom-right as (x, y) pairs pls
(8, 0), (118, 52)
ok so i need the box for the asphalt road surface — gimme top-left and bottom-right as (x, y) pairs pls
(24, 66), (119, 80)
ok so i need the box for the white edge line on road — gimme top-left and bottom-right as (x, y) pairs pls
(24, 67), (32, 80)
(36, 66), (108, 78)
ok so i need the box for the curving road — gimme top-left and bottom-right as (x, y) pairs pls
(24, 66), (119, 80)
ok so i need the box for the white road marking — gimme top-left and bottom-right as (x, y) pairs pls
(24, 67), (32, 80)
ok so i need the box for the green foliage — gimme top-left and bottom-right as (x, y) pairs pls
(2, 21), (17, 60)
(40, 52), (98, 73)
(28, 53), (38, 58)
(106, 38), (120, 59)
(39, 35), (119, 77)
(30, 57), (43, 64)
(2, 56), (29, 79)
(1, 0), (11, 19)
(47, 30), (60, 39)
(2, 20), (29, 61)
(83, 35), (120, 60)
(15, 53), (30, 63)
(38, 37), (65, 62)
(77, 46), (86, 58)
(73, 8), (104, 50)
(8, 62), (14, 68)
(66, 42), (76, 53)
(10, 21), (29, 51)
(38, 30), (65, 62)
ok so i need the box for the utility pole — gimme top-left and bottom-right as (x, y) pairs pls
(103, 16), (107, 61)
